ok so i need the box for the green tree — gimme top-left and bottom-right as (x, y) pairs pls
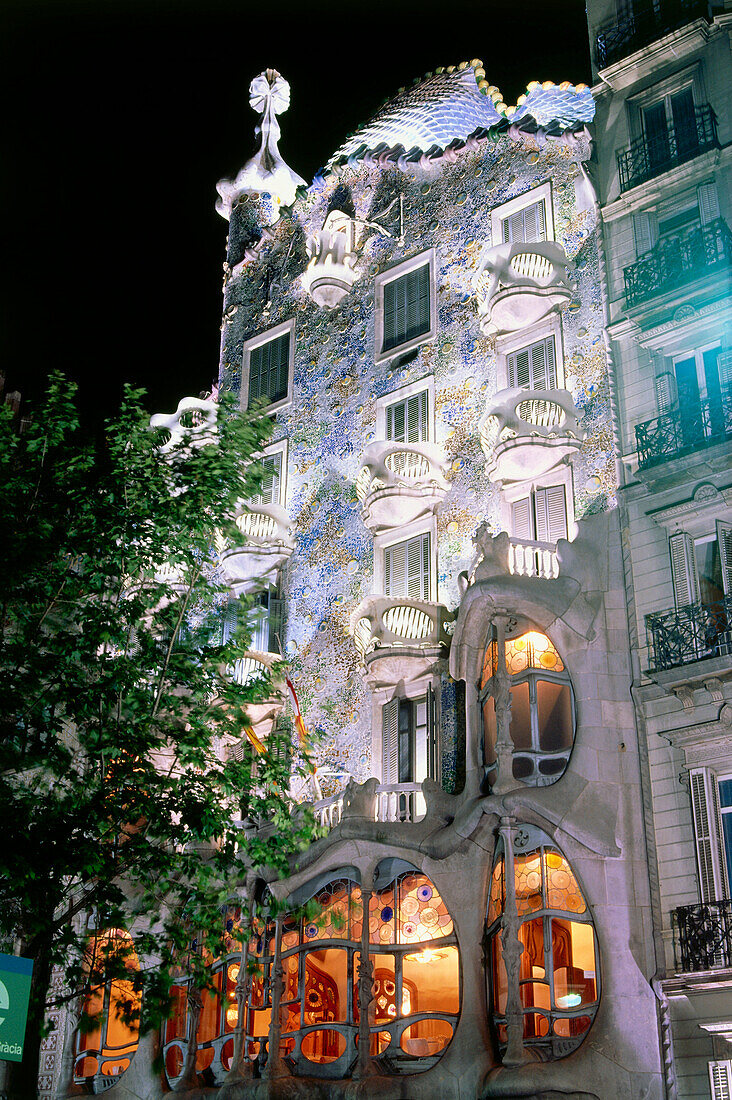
(0, 376), (314, 1095)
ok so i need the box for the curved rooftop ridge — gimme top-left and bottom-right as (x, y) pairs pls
(326, 60), (594, 169)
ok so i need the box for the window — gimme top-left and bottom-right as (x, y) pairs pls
(74, 930), (140, 1090)
(481, 630), (575, 787)
(252, 451), (283, 506)
(507, 336), (557, 391)
(502, 199), (547, 244)
(383, 533), (431, 600)
(511, 485), (568, 545)
(382, 688), (438, 788)
(669, 521), (732, 609)
(689, 769), (731, 904)
(492, 183), (553, 246)
(386, 389), (428, 443)
(642, 86), (698, 173)
(709, 1061), (732, 1100)
(486, 828), (600, 1059)
(241, 320), (294, 412)
(375, 252), (436, 363)
(220, 590), (283, 654)
(633, 182), (720, 258)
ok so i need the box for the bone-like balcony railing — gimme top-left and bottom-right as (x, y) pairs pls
(219, 503), (295, 593)
(356, 440), (449, 532)
(479, 387), (584, 483)
(312, 781), (426, 829)
(351, 595), (454, 661)
(508, 537), (560, 580)
(475, 241), (574, 334)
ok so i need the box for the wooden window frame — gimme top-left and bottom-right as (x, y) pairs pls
(240, 318), (295, 414)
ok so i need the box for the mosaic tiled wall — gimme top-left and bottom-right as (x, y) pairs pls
(218, 130), (614, 786)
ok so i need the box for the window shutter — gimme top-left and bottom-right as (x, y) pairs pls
(504, 201), (546, 243)
(503, 210), (523, 244)
(272, 334), (290, 403)
(267, 597), (284, 654)
(509, 348), (532, 389)
(698, 183), (720, 225)
(406, 534), (430, 600)
(689, 768), (728, 903)
(534, 485), (568, 543)
(407, 391), (428, 443)
(655, 371), (677, 413)
(248, 334), (289, 408)
(408, 264), (430, 344)
(382, 699), (399, 783)
(253, 453), (282, 506)
(669, 531), (700, 608)
(633, 212), (657, 257)
(426, 683), (438, 782)
(387, 399), (405, 442)
(222, 597), (241, 645)
(383, 265), (430, 353)
(248, 345), (266, 406)
(716, 521), (732, 597)
(384, 542), (406, 597)
(709, 1061), (732, 1100)
(529, 338), (557, 390)
(718, 352), (732, 393)
(511, 496), (534, 541)
(383, 279), (397, 351)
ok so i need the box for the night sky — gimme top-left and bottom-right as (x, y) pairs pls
(1, 0), (591, 429)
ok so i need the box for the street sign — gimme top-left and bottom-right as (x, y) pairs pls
(0, 954), (34, 1063)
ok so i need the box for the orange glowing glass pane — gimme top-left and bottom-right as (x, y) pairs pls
(551, 918), (597, 1010)
(505, 631), (564, 676)
(480, 639), (498, 688)
(76, 929), (140, 1080)
(543, 849), (586, 914)
(369, 885), (395, 945)
(514, 852), (543, 915)
(397, 873), (453, 943)
(486, 858), (504, 926)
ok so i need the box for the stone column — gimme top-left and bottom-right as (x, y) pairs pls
(174, 986), (202, 1091)
(491, 616), (515, 796)
(500, 815), (527, 1068)
(263, 916), (289, 1078)
(354, 872), (376, 1079)
(465, 679), (484, 797)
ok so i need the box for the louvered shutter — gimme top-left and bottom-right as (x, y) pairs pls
(405, 265), (430, 345)
(633, 212), (657, 256)
(267, 597), (284, 654)
(508, 347), (532, 389)
(511, 496), (535, 541)
(710, 1060), (732, 1100)
(222, 596), (241, 645)
(426, 683), (438, 782)
(669, 531), (700, 608)
(248, 345), (266, 406)
(534, 486), (568, 543)
(248, 333), (289, 408)
(253, 453), (282, 506)
(698, 183), (721, 225)
(382, 698), (399, 783)
(530, 338), (557, 390)
(503, 201), (546, 244)
(387, 399), (405, 442)
(407, 391), (428, 442)
(248, 591), (269, 652)
(718, 352), (732, 393)
(407, 534), (430, 600)
(383, 279), (398, 351)
(716, 521), (732, 597)
(689, 768), (728, 903)
(384, 542), (406, 597)
(655, 371), (677, 412)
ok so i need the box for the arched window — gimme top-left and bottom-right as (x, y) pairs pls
(163, 903), (243, 1089)
(74, 929), (140, 1091)
(486, 828), (599, 1059)
(481, 629), (575, 786)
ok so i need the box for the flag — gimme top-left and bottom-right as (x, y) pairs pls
(285, 674), (308, 749)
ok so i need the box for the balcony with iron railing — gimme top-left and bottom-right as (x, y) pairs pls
(595, 0), (710, 69)
(218, 503), (295, 593)
(673, 900), (732, 972)
(479, 387), (584, 484)
(624, 219), (732, 309)
(635, 390), (732, 469)
(617, 105), (718, 193)
(356, 440), (449, 533)
(646, 595), (732, 672)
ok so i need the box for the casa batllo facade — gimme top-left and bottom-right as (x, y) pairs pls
(40, 53), (710, 1100)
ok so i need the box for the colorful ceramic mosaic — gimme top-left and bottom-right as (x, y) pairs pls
(369, 873), (453, 945)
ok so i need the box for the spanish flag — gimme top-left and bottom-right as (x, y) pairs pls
(285, 674), (308, 749)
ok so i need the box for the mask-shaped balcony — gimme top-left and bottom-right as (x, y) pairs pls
(479, 387), (584, 484)
(351, 595), (454, 687)
(300, 211), (359, 309)
(355, 441), (449, 534)
(219, 504), (295, 594)
(228, 651), (285, 741)
(476, 242), (574, 336)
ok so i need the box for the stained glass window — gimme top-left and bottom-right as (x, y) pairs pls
(74, 930), (140, 1087)
(480, 628), (574, 787)
(486, 832), (599, 1059)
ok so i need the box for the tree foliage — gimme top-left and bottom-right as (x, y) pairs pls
(0, 376), (316, 1091)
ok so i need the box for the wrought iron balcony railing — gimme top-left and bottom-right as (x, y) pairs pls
(624, 219), (732, 309)
(646, 595), (732, 672)
(595, 0), (709, 69)
(673, 900), (732, 971)
(617, 105), (718, 192)
(635, 390), (732, 468)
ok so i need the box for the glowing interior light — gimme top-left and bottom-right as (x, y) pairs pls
(556, 993), (582, 1008)
(225, 1002), (239, 1027)
(403, 949), (445, 964)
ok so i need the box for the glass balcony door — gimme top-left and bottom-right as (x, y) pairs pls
(642, 87), (697, 175)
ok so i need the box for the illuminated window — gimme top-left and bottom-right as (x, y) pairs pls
(486, 829), (599, 1058)
(481, 630), (574, 786)
(74, 930), (140, 1090)
(241, 320), (295, 413)
(375, 251), (436, 363)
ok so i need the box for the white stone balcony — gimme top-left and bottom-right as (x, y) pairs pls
(508, 537), (559, 580)
(355, 441), (449, 533)
(219, 504), (295, 594)
(227, 652), (284, 753)
(149, 396), (217, 452)
(351, 595), (454, 686)
(313, 781), (426, 829)
(479, 387), (584, 484)
(475, 241), (574, 335)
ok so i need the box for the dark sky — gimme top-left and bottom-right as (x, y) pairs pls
(1, 0), (591, 429)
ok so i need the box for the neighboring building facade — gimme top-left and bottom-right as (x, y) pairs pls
(40, 34), (729, 1096)
(586, 0), (732, 1096)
